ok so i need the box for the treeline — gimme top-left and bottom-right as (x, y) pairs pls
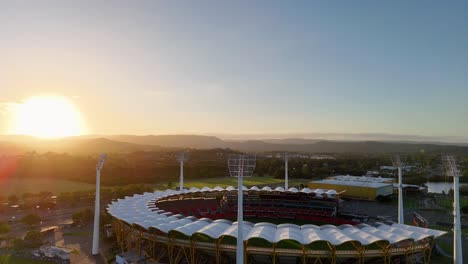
(3, 150), (230, 186)
(2, 150), (467, 186)
(256, 155), (386, 178)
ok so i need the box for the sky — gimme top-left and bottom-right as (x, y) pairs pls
(1, 1), (468, 139)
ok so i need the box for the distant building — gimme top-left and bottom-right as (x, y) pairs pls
(309, 177), (393, 201)
(380, 165), (415, 172)
(328, 175), (394, 183)
(365, 170), (379, 176)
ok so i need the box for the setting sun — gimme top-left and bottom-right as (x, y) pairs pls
(11, 96), (85, 138)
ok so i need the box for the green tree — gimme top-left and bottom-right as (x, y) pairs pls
(0, 221), (11, 237)
(22, 192), (34, 202)
(7, 195), (19, 204)
(72, 208), (94, 225)
(23, 230), (43, 248)
(21, 213), (42, 226)
(301, 164), (310, 176)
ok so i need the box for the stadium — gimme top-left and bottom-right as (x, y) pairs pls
(107, 186), (446, 264)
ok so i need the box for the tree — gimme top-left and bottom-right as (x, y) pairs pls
(72, 208), (94, 225)
(22, 192), (34, 201)
(462, 206), (468, 214)
(21, 213), (42, 226)
(16, 230), (44, 249)
(301, 164), (310, 176)
(24, 230), (43, 242)
(0, 221), (11, 237)
(8, 195), (19, 204)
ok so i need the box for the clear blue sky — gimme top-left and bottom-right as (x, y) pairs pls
(1, 1), (467, 138)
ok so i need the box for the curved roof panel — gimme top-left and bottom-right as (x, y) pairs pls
(201, 187), (212, 192)
(213, 186), (224, 191)
(274, 186), (285, 192)
(107, 187), (447, 247)
(194, 221), (234, 239)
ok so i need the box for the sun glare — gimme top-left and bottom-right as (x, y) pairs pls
(12, 96), (85, 138)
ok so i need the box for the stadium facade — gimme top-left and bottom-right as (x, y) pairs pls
(107, 186), (446, 264)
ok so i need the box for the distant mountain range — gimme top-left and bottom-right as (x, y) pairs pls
(0, 134), (467, 155)
(0, 137), (164, 155)
(108, 135), (226, 149)
(213, 132), (468, 145)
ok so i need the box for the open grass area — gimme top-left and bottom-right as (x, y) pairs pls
(437, 196), (468, 209)
(0, 178), (95, 195)
(0, 176), (311, 196)
(183, 176), (310, 189)
(0, 254), (53, 264)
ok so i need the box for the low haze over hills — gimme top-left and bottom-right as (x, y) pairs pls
(0, 134), (467, 155)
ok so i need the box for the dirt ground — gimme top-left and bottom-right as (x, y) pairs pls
(1, 200), (113, 264)
(44, 225), (109, 264)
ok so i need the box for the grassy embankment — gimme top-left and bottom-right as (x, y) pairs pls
(0, 178), (94, 196)
(183, 176), (311, 189)
(0, 176), (312, 196)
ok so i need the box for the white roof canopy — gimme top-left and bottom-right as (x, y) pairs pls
(107, 187), (446, 247)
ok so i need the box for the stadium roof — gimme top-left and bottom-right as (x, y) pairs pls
(107, 186), (446, 247)
(310, 179), (391, 188)
(329, 175), (394, 183)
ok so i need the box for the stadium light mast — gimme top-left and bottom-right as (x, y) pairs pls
(284, 153), (289, 190)
(443, 155), (463, 264)
(392, 155), (404, 224)
(177, 152), (187, 192)
(92, 153), (107, 255)
(228, 154), (256, 264)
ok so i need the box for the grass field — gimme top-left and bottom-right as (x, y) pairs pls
(437, 196), (468, 209)
(0, 178), (95, 196)
(183, 176), (310, 189)
(0, 176), (311, 196)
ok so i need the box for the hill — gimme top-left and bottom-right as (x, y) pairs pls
(0, 134), (467, 155)
(107, 135), (468, 154)
(1, 138), (167, 154)
(108, 135), (227, 149)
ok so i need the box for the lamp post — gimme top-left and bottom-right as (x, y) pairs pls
(228, 154), (256, 264)
(284, 153), (289, 190)
(392, 155), (404, 224)
(177, 152), (187, 192)
(444, 155), (463, 264)
(92, 154), (107, 255)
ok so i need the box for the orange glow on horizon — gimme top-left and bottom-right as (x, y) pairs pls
(10, 95), (86, 138)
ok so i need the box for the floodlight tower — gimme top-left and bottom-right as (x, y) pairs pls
(443, 155), (463, 264)
(177, 152), (187, 193)
(228, 154), (256, 264)
(392, 155), (404, 224)
(284, 153), (289, 190)
(92, 154), (107, 255)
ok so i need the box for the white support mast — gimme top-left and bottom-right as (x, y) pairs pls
(444, 155), (463, 264)
(177, 152), (187, 193)
(284, 153), (289, 190)
(392, 155), (404, 224)
(92, 154), (107, 255)
(236, 157), (244, 264)
(228, 154), (256, 264)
